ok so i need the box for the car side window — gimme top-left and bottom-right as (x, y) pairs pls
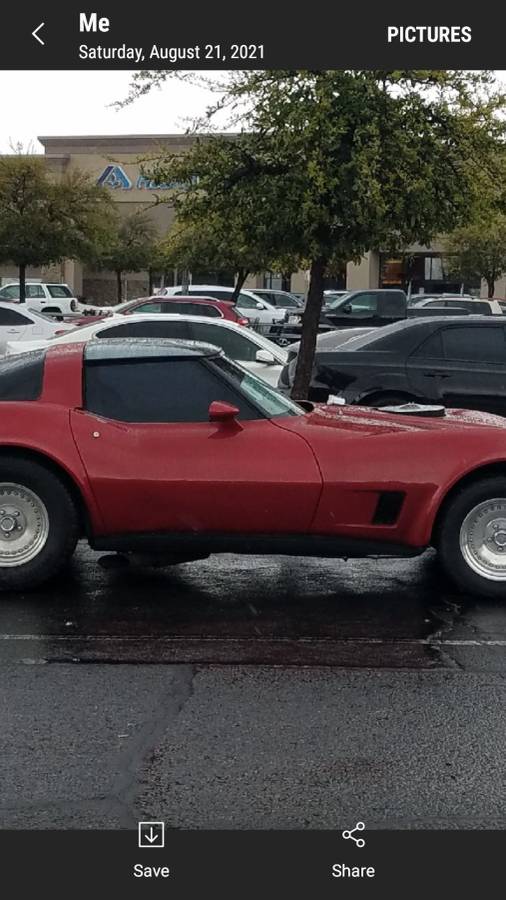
(0, 308), (32, 326)
(84, 358), (262, 422)
(97, 321), (191, 340)
(440, 326), (506, 363)
(183, 303), (220, 317)
(186, 322), (259, 361)
(25, 285), (46, 298)
(47, 285), (72, 298)
(412, 330), (444, 357)
(0, 286), (20, 300)
(160, 302), (185, 315)
(236, 293), (262, 309)
(348, 293), (378, 314)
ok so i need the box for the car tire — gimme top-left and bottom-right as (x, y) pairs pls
(0, 458), (79, 590)
(437, 476), (506, 598)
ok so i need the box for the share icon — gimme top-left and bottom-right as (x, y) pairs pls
(342, 821), (365, 848)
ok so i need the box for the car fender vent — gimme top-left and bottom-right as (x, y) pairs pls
(373, 491), (405, 525)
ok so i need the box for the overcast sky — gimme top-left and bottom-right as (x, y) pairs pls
(1, 70), (505, 154)
(0, 71), (222, 153)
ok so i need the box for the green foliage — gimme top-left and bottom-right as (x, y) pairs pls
(95, 211), (156, 274)
(445, 215), (506, 297)
(145, 135), (300, 295)
(93, 212), (157, 301)
(0, 155), (114, 300)
(129, 70), (506, 396)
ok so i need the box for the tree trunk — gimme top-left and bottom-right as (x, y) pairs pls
(148, 268), (154, 296)
(231, 269), (249, 303)
(18, 263), (26, 303)
(116, 270), (123, 303)
(487, 277), (495, 298)
(290, 256), (327, 401)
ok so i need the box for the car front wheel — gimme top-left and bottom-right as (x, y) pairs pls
(0, 458), (79, 590)
(437, 476), (506, 598)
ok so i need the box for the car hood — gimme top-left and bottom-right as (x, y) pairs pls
(297, 403), (506, 436)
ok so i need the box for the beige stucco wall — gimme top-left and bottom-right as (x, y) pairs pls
(346, 253), (380, 290)
(40, 136), (187, 301)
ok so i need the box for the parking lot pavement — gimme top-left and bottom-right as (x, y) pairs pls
(0, 544), (505, 829)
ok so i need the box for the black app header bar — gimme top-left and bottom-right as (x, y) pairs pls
(3, 8), (504, 69)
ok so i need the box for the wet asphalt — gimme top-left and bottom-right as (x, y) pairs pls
(0, 544), (505, 830)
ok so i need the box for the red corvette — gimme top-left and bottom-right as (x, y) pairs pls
(1, 338), (506, 597)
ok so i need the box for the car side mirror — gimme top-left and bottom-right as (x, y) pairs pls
(255, 349), (275, 365)
(342, 304), (352, 314)
(255, 302), (264, 310)
(209, 400), (240, 423)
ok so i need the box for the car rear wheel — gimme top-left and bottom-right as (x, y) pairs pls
(0, 458), (79, 590)
(437, 477), (506, 598)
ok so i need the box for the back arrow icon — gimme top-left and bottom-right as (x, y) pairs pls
(32, 23), (45, 45)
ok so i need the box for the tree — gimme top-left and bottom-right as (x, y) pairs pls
(145, 238), (174, 296)
(128, 71), (505, 397)
(144, 136), (300, 301)
(0, 155), (114, 302)
(445, 215), (506, 297)
(94, 212), (156, 302)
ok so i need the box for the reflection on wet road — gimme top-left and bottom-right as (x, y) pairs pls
(1, 544), (504, 671)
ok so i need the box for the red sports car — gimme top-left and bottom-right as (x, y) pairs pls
(1, 338), (506, 597)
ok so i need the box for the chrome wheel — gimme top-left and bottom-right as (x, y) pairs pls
(0, 483), (49, 567)
(459, 498), (506, 581)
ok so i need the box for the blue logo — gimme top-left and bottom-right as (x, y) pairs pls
(97, 165), (132, 190)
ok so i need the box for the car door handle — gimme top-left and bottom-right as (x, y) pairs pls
(7, 329), (20, 334)
(423, 371), (450, 378)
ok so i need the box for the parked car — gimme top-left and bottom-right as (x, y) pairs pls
(3, 337), (506, 597)
(407, 293), (473, 306)
(7, 314), (288, 387)
(0, 302), (74, 353)
(279, 316), (506, 413)
(249, 289), (304, 309)
(410, 297), (504, 316)
(161, 285), (287, 326)
(118, 295), (252, 326)
(67, 295), (251, 329)
(0, 282), (79, 315)
(271, 289), (470, 345)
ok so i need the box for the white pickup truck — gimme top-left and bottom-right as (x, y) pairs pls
(0, 282), (84, 316)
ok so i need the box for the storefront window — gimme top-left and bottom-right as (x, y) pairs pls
(380, 252), (480, 296)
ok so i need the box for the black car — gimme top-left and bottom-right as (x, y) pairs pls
(278, 316), (506, 415)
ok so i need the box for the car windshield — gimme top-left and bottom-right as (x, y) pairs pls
(211, 355), (304, 417)
(47, 285), (73, 298)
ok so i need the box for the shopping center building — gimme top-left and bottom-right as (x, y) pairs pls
(0, 135), (497, 301)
